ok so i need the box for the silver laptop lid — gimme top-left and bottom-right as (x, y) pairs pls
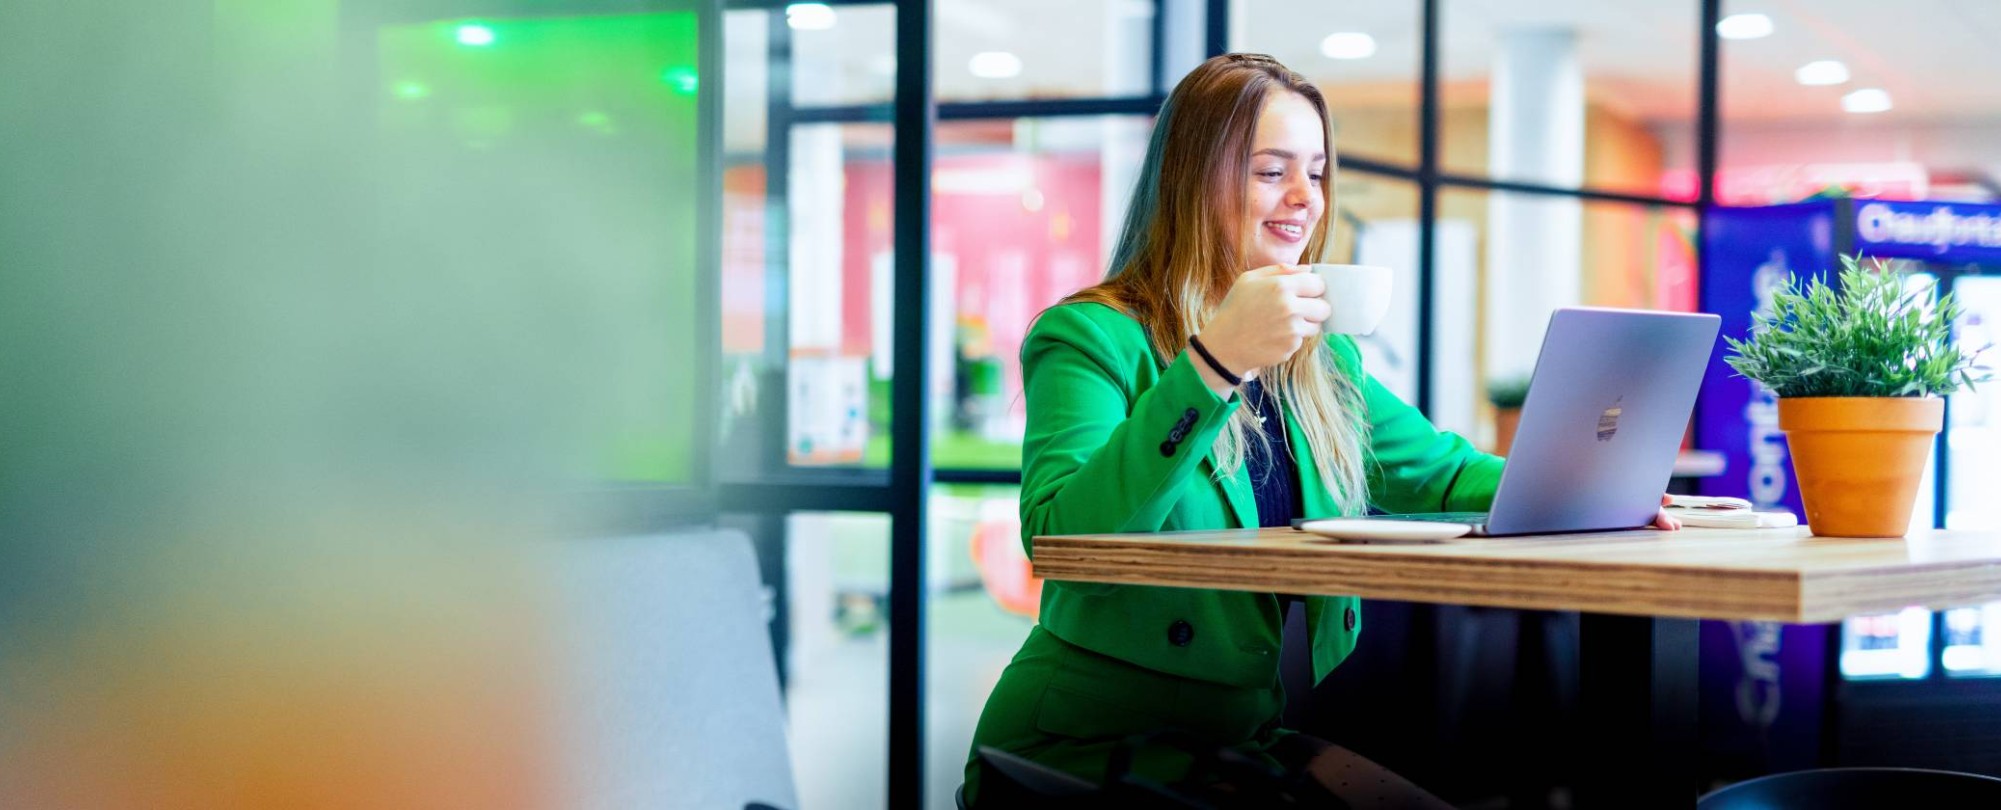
(1482, 307), (1720, 536)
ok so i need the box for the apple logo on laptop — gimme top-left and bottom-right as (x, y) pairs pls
(1597, 398), (1623, 442)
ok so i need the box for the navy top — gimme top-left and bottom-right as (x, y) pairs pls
(1246, 379), (1311, 706)
(1242, 379), (1300, 528)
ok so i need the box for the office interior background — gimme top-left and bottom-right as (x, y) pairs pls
(5, 1), (2001, 808)
(708, 1), (2001, 807)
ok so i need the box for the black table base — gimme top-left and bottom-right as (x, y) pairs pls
(1577, 614), (1700, 809)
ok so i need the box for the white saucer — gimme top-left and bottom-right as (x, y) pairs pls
(1296, 518), (1472, 544)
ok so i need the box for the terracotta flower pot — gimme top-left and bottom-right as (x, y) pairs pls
(1494, 407), (1521, 456)
(1777, 397), (1943, 538)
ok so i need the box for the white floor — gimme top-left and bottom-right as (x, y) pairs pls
(786, 589), (1031, 810)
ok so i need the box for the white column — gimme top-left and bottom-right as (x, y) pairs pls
(1099, 120), (1151, 272)
(1099, 0), (1156, 270)
(788, 125), (845, 353)
(1484, 28), (1584, 381)
(1103, 0), (1153, 97)
(1158, 0), (1208, 89)
(787, 29), (849, 354)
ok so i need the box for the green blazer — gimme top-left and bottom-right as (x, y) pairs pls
(1021, 301), (1505, 689)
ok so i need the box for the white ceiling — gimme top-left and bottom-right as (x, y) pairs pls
(723, 0), (2001, 151)
(1232, 0), (2001, 123)
(1238, 0), (1699, 121)
(1718, 0), (2001, 121)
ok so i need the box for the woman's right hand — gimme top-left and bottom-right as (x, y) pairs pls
(1193, 264), (1330, 386)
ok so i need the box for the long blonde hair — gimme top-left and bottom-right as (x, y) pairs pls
(1066, 53), (1370, 515)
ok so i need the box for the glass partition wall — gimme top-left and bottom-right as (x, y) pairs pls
(710, 1), (1724, 807)
(718, 4), (1167, 808)
(1713, 0), (2001, 717)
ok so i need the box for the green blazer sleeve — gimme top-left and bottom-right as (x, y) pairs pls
(1018, 303), (1243, 548)
(1325, 336), (1505, 514)
(1011, 308), (1503, 691)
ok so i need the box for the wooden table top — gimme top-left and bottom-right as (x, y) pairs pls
(1031, 526), (2001, 624)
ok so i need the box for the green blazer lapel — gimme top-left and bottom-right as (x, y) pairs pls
(1203, 454), (1256, 529)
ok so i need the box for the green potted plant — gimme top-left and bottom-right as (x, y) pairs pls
(1724, 255), (1990, 537)
(1485, 374), (1532, 456)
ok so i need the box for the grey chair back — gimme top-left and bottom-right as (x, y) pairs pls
(555, 529), (795, 810)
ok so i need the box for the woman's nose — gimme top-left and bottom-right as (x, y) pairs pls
(1285, 179), (1313, 208)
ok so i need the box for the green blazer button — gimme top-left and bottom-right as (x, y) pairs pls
(1167, 619), (1194, 647)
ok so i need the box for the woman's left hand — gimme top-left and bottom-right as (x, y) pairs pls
(1653, 494), (1682, 531)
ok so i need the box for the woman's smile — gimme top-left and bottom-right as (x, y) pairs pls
(1263, 220), (1308, 243)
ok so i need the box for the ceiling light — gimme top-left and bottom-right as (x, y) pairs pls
(1716, 13), (1773, 40)
(661, 66), (699, 95)
(455, 24), (495, 47)
(1795, 60), (1849, 86)
(1842, 88), (1892, 113)
(1319, 32), (1377, 60)
(969, 51), (1022, 79)
(785, 3), (836, 31)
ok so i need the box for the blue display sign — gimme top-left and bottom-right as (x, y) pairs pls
(1696, 200), (2001, 782)
(1853, 200), (2001, 263)
(1696, 203), (1840, 781)
(1698, 619), (1830, 778)
(1696, 202), (1830, 517)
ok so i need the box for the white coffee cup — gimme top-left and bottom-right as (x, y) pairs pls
(1308, 263), (1394, 335)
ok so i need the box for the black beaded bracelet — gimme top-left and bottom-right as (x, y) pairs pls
(1187, 334), (1242, 387)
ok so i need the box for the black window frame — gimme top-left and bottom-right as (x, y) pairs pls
(719, 1), (1730, 808)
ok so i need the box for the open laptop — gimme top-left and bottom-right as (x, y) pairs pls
(1312, 307), (1720, 537)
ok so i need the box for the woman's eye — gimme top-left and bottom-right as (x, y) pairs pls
(1258, 170), (1284, 179)
(1309, 174), (1324, 182)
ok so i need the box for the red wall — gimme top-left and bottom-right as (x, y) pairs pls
(842, 154), (1106, 384)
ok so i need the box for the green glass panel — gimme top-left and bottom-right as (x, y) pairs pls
(378, 13), (702, 483)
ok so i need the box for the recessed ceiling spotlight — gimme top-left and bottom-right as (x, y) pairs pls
(455, 24), (495, 47)
(1795, 60), (1850, 86)
(969, 51), (1022, 79)
(1716, 13), (1773, 40)
(785, 3), (836, 31)
(1842, 88), (1892, 114)
(1319, 32), (1377, 60)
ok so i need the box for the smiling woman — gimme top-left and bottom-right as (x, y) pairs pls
(961, 53), (1499, 807)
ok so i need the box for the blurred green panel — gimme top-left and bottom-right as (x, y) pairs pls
(378, 12), (702, 483)
(213, 0), (340, 73)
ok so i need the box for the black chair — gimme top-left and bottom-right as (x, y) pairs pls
(969, 737), (1424, 808)
(1697, 767), (2001, 809)
(969, 746), (1101, 809)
